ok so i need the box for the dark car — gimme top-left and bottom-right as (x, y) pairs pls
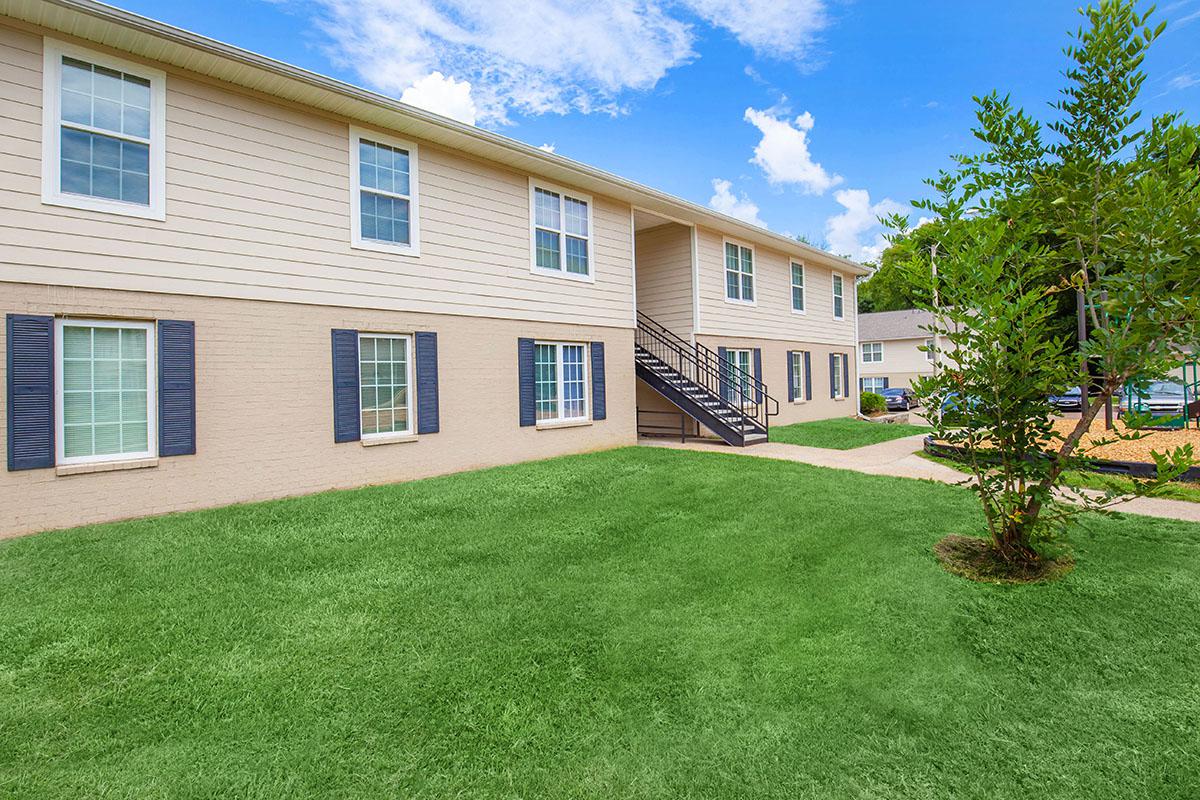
(1048, 386), (1084, 412)
(880, 387), (917, 411)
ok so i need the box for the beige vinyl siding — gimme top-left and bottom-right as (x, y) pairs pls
(859, 337), (935, 378)
(633, 222), (693, 336)
(0, 24), (634, 328)
(694, 226), (854, 345)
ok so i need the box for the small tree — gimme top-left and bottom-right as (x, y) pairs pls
(888, 0), (1200, 567)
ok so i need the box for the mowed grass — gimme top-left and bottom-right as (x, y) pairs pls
(770, 416), (932, 449)
(1, 447), (1199, 799)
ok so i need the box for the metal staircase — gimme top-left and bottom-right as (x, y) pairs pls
(635, 311), (779, 446)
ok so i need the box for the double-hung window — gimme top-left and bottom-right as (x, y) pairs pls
(791, 262), (806, 313)
(358, 334), (414, 438)
(723, 348), (753, 403)
(55, 319), (156, 465)
(351, 128), (419, 255)
(790, 351), (806, 401)
(862, 377), (887, 394)
(861, 342), (883, 363)
(42, 40), (166, 219)
(832, 353), (846, 399)
(534, 342), (589, 422)
(531, 182), (592, 280)
(724, 241), (755, 303)
(925, 338), (935, 361)
(832, 273), (845, 319)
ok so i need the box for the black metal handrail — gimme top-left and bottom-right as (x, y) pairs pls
(635, 311), (780, 434)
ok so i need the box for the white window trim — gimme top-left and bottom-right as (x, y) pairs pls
(528, 179), (595, 284)
(790, 351), (807, 404)
(358, 332), (416, 440)
(722, 237), (757, 307)
(349, 126), (421, 257)
(41, 38), (167, 221)
(54, 318), (158, 467)
(862, 377), (888, 394)
(790, 261), (807, 315)
(861, 341), (884, 364)
(724, 348), (756, 406)
(535, 340), (591, 424)
(832, 272), (846, 320)
(832, 352), (846, 399)
(925, 338), (935, 361)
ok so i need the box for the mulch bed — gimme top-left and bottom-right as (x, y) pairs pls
(1052, 417), (1200, 462)
(934, 534), (1074, 585)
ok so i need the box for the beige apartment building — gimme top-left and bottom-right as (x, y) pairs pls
(857, 309), (938, 392)
(0, 0), (866, 537)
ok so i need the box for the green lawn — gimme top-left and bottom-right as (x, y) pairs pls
(770, 416), (932, 449)
(2, 448), (1199, 799)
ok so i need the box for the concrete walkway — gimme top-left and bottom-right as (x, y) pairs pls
(642, 434), (1200, 524)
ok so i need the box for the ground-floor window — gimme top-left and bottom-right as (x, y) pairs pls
(723, 348), (753, 403)
(535, 341), (588, 422)
(832, 353), (846, 399)
(790, 351), (805, 401)
(56, 319), (156, 465)
(862, 377), (887, 394)
(359, 333), (413, 437)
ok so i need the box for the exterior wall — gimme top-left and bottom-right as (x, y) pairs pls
(633, 223), (693, 336)
(693, 225), (856, 346)
(859, 337), (934, 388)
(0, 283), (636, 538)
(0, 23), (635, 328)
(696, 335), (857, 426)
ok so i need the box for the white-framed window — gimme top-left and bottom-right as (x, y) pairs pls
(358, 333), (414, 438)
(350, 127), (420, 256)
(790, 351), (806, 402)
(832, 352), (846, 399)
(862, 377), (887, 394)
(723, 348), (753, 402)
(791, 262), (806, 313)
(530, 181), (593, 281)
(861, 341), (883, 363)
(534, 341), (589, 422)
(41, 39), (167, 220)
(55, 319), (157, 466)
(925, 338), (935, 361)
(832, 273), (845, 320)
(724, 240), (755, 304)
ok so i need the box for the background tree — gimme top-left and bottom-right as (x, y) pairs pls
(887, 0), (1200, 569)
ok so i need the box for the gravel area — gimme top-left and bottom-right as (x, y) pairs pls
(1055, 417), (1199, 462)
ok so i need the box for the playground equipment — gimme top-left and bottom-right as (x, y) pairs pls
(1122, 359), (1200, 429)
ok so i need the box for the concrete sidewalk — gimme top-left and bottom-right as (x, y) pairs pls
(642, 434), (1200, 524)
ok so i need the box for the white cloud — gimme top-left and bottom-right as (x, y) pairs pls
(1168, 74), (1199, 91)
(708, 178), (767, 227)
(400, 71), (477, 125)
(538, 143), (557, 153)
(824, 189), (905, 263)
(923, 100), (940, 109)
(744, 107), (842, 194)
(292, 0), (829, 125)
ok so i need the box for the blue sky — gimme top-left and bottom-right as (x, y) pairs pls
(115, 0), (1199, 261)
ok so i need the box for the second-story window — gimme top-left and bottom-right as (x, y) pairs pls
(791, 262), (806, 312)
(861, 342), (883, 363)
(351, 127), (420, 256)
(530, 182), (592, 280)
(724, 242), (755, 303)
(42, 40), (166, 220)
(832, 273), (845, 319)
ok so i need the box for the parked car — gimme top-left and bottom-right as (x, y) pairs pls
(880, 387), (917, 411)
(1124, 380), (1190, 421)
(1048, 386), (1084, 412)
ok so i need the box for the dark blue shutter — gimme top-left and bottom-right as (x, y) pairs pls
(157, 320), (196, 457)
(842, 354), (850, 399)
(859, 378), (865, 393)
(752, 348), (763, 403)
(883, 377), (890, 389)
(331, 329), (360, 443)
(590, 341), (606, 421)
(829, 353), (837, 398)
(518, 338), (536, 426)
(804, 351), (812, 401)
(6, 314), (54, 471)
(415, 331), (440, 434)
(717, 346), (730, 402)
(786, 351), (796, 402)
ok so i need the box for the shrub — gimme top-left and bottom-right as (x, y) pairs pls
(860, 392), (887, 416)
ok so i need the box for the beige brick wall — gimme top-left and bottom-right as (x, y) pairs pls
(1, 283), (636, 538)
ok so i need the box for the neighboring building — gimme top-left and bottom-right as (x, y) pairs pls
(0, 0), (866, 537)
(857, 309), (938, 392)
